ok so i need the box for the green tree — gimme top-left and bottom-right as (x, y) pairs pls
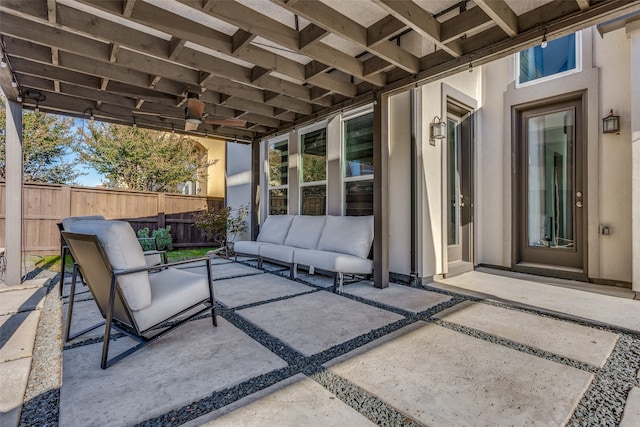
(0, 105), (80, 184)
(77, 121), (215, 192)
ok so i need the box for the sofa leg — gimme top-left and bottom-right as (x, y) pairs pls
(290, 263), (297, 280)
(258, 257), (263, 269)
(334, 272), (344, 294)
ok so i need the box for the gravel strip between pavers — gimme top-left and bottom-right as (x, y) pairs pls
(19, 275), (62, 427)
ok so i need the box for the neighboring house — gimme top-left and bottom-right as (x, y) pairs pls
(257, 23), (638, 289)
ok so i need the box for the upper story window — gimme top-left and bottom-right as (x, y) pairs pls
(343, 111), (374, 216)
(517, 32), (580, 86)
(267, 139), (288, 215)
(300, 126), (327, 215)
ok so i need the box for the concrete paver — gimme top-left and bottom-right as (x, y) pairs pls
(437, 271), (640, 332)
(0, 285), (47, 314)
(59, 317), (287, 427)
(0, 310), (41, 362)
(345, 282), (451, 313)
(0, 357), (32, 427)
(182, 261), (264, 280)
(238, 292), (404, 356)
(435, 302), (619, 367)
(328, 322), (594, 427)
(189, 374), (377, 427)
(620, 387), (640, 427)
(214, 273), (315, 308)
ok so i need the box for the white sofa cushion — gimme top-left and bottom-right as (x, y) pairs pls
(317, 215), (373, 258)
(68, 220), (152, 311)
(133, 267), (211, 331)
(294, 249), (373, 275)
(62, 215), (105, 230)
(259, 243), (296, 263)
(256, 215), (294, 244)
(234, 240), (263, 257)
(283, 215), (327, 249)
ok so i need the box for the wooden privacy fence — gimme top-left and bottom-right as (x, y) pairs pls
(0, 182), (224, 255)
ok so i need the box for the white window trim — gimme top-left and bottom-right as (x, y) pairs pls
(266, 137), (289, 215)
(341, 107), (374, 215)
(515, 31), (582, 88)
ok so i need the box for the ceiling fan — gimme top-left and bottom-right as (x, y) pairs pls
(133, 94), (248, 131)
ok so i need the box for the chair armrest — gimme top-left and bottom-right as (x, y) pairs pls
(113, 256), (211, 277)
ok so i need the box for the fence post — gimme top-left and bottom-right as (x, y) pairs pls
(157, 193), (166, 228)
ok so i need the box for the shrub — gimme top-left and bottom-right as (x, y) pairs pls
(136, 227), (156, 251)
(193, 205), (248, 257)
(153, 226), (173, 251)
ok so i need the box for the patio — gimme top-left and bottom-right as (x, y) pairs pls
(2, 257), (639, 426)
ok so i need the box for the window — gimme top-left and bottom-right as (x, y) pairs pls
(343, 111), (373, 216)
(268, 139), (288, 215)
(300, 127), (327, 215)
(517, 32), (580, 86)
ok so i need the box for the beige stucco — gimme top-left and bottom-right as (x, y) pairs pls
(197, 137), (226, 199)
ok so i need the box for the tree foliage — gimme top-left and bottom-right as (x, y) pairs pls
(77, 121), (215, 192)
(0, 105), (80, 184)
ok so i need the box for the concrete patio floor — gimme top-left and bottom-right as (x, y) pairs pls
(2, 259), (639, 426)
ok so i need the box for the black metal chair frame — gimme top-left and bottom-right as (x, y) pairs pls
(62, 231), (217, 369)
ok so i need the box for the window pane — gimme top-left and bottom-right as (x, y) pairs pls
(269, 188), (288, 215)
(344, 113), (374, 177)
(301, 128), (327, 182)
(345, 180), (373, 216)
(527, 110), (574, 249)
(269, 140), (288, 187)
(301, 185), (326, 215)
(519, 33), (576, 84)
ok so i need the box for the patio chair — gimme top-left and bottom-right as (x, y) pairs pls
(62, 220), (217, 369)
(58, 216), (168, 298)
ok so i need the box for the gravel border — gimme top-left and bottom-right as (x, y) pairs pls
(19, 275), (62, 427)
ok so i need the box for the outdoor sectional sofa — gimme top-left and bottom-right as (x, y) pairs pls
(234, 214), (374, 292)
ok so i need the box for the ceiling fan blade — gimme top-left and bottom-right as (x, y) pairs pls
(203, 118), (247, 128)
(132, 110), (182, 120)
(184, 121), (199, 131)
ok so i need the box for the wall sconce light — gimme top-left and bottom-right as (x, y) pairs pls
(602, 109), (620, 134)
(429, 116), (446, 145)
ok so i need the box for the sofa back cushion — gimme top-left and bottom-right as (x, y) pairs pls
(68, 219), (152, 311)
(284, 215), (327, 249)
(317, 215), (374, 258)
(62, 215), (105, 230)
(256, 215), (294, 245)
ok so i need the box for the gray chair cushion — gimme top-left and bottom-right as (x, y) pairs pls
(294, 249), (373, 275)
(256, 215), (294, 244)
(61, 215), (105, 230)
(234, 240), (263, 257)
(259, 243), (296, 263)
(317, 215), (374, 258)
(68, 220), (152, 311)
(132, 267), (211, 331)
(283, 215), (326, 249)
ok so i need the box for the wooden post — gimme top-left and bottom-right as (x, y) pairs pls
(5, 100), (23, 286)
(157, 193), (166, 228)
(373, 92), (389, 288)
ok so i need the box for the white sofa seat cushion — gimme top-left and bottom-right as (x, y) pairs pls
(62, 215), (105, 230)
(317, 215), (373, 258)
(234, 240), (264, 257)
(259, 243), (296, 263)
(256, 215), (294, 244)
(294, 249), (373, 275)
(132, 267), (211, 331)
(68, 219), (152, 311)
(283, 215), (327, 249)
